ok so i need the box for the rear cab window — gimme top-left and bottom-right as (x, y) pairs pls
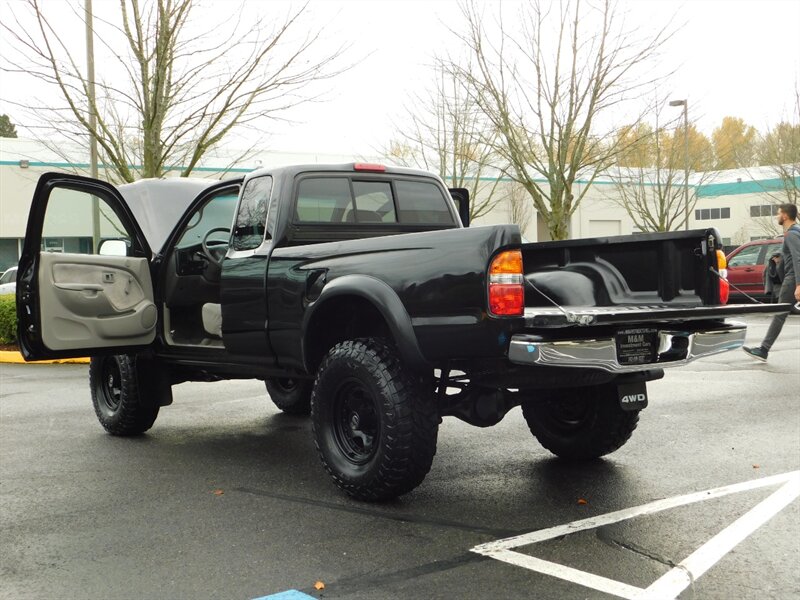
(296, 178), (353, 223)
(294, 174), (456, 227)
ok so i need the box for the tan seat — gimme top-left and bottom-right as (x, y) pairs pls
(201, 303), (222, 338)
(345, 209), (383, 223)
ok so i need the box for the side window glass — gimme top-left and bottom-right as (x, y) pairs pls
(42, 187), (132, 256)
(176, 189), (240, 249)
(352, 181), (396, 223)
(728, 245), (762, 267)
(763, 243), (782, 264)
(233, 176), (272, 251)
(395, 180), (454, 225)
(296, 178), (353, 223)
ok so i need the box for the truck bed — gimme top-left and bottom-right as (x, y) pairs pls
(522, 229), (725, 310)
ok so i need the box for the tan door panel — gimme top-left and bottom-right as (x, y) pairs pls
(39, 253), (156, 350)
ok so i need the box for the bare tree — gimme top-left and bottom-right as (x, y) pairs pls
(385, 62), (504, 221)
(507, 183), (533, 235)
(448, 0), (673, 240)
(757, 85), (800, 204)
(607, 103), (714, 232)
(1, 0), (347, 182)
(751, 212), (783, 239)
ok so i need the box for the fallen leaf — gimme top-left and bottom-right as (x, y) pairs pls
(314, 581), (325, 591)
(213, 489), (224, 496)
(577, 498), (588, 505)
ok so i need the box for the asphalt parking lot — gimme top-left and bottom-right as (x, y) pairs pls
(1, 315), (798, 600)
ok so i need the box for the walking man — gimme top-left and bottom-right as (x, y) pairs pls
(743, 203), (800, 361)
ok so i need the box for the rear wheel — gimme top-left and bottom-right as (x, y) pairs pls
(265, 378), (313, 415)
(311, 338), (439, 501)
(89, 355), (160, 436)
(521, 384), (639, 460)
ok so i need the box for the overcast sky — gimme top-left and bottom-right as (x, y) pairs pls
(271, 0), (800, 154)
(1, 0), (798, 158)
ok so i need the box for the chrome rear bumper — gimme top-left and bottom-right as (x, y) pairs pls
(508, 321), (747, 373)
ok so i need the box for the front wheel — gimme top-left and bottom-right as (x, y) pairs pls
(265, 378), (313, 415)
(521, 384), (640, 460)
(89, 355), (160, 436)
(311, 338), (439, 501)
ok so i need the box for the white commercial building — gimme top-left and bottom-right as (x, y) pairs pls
(0, 137), (795, 271)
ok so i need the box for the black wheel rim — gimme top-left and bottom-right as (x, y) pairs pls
(542, 397), (593, 434)
(274, 378), (297, 393)
(331, 378), (379, 465)
(101, 358), (122, 411)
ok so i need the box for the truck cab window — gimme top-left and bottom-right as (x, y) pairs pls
(352, 181), (397, 223)
(42, 187), (132, 255)
(296, 177), (353, 223)
(233, 176), (272, 251)
(176, 192), (239, 249)
(395, 180), (454, 225)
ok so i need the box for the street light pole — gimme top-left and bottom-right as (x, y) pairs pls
(669, 99), (689, 231)
(86, 0), (101, 252)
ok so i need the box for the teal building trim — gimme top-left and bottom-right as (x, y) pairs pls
(0, 159), (254, 174)
(696, 177), (798, 198)
(2, 158), (796, 197)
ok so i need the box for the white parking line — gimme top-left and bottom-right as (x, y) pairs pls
(472, 470), (800, 600)
(642, 475), (800, 599)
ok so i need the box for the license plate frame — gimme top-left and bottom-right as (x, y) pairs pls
(615, 328), (658, 366)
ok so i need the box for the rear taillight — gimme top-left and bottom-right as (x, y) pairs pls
(717, 249), (730, 304)
(488, 250), (524, 316)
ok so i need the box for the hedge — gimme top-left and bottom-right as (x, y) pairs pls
(0, 294), (17, 345)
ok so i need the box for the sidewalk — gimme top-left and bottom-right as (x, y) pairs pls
(0, 349), (89, 364)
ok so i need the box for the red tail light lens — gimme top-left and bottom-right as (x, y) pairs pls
(716, 250), (730, 304)
(488, 250), (524, 316)
(719, 278), (730, 304)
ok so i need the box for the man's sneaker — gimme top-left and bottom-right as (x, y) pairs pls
(743, 346), (769, 362)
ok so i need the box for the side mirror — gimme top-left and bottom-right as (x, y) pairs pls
(98, 239), (129, 257)
(449, 188), (470, 227)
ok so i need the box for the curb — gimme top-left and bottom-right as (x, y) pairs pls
(0, 350), (90, 365)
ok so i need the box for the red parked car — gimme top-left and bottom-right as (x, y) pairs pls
(725, 238), (783, 302)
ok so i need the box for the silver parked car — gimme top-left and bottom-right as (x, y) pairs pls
(0, 266), (17, 295)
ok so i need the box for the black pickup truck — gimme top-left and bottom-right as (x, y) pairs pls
(17, 164), (785, 501)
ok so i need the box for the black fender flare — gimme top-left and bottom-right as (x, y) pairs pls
(301, 274), (429, 372)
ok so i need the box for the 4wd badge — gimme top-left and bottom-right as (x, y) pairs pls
(617, 382), (648, 411)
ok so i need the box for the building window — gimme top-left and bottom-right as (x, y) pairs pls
(695, 207), (730, 221)
(0, 238), (20, 271)
(750, 204), (779, 218)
